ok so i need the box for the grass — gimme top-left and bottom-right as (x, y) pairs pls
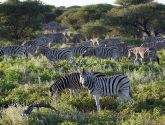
(0, 50), (165, 125)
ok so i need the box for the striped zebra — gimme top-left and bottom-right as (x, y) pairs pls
(80, 40), (94, 47)
(35, 46), (73, 62)
(22, 37), (52, 56)
(98, 38), (125, 47)
(128, 47), (159, 65)
(79, 69), (133, 112)
(65, 46), (91, 56)
(83, 47), (121, 61)
(50, 71), (106, 97)
(141, 36), (165, 50)
(0, 45), (28, 57)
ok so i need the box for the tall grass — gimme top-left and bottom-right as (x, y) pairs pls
(0, 50), (165, 124)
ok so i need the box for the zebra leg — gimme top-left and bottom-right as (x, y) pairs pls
(69, 89), (77, 98)
(94, 95), (101, 112)
(150, 58), (154, 65)
(139, 58), (144, 65)
(67, 55), (73, 63)
(134, 55), (138, 64)
(134, 57), (140, 65)
(27, 53), (33, 58)
(119, 93), (125, 106)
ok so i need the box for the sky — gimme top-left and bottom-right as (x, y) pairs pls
(1, 0), (165, 7)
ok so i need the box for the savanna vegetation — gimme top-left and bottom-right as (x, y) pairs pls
(0, 0), (165, 125)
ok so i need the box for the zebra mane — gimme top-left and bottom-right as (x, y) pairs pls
(54, 73), (79, 87)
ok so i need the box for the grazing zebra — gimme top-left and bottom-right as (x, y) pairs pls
(35, 46), (73, 62)
(83, 47), (121, 61)
(66, 46), (91, 56)
(0, 45), (28, 57)
(50, 71), (106, 97)
(98, 38), (125, 47)
(79, 69), (133, 112)
(128, 47), (159, 64)
(22, 37), (52, 56)
(141, 36), (165, 50)
(82, 47), (96, 57)
(80, 40), (94, 47)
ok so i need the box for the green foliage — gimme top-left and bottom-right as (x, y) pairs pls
(0, 1), (52, 40)
(115, 0), (154, 6)
(3, 84), (51, 106)
(107, 2), (165, 37)
(80, 21), (110, 39)
(0, 1), (165, 124)
(58, 4), (113, 32)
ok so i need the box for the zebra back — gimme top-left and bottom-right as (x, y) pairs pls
(50, 71), (106, 97)
(37, 46), (73, 62)
(66, 46), (89, 56)
(82, 47), (96, 57)
(80, 40), (93, 47)
(96, 47), (121, 61)
(142, 36), (165, 50)
(80, 70), (131, 96)
(1, 45), (27, 57)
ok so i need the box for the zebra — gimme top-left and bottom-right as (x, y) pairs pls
(80, 40), (94, 47)
(82, 47), (96, 57)
(97, 38), (125, 47)
(83, 47), (121, 61)
(0, 45), (28, 58)
(50, 71), (106, 98)
(79, 69), (133, 112)
(65, 46), (91, 56)
(128, 47), (159, 65)
(35, 46), (73, 63)
(141, 36), (165, 50)
(22, 38), (52, 57)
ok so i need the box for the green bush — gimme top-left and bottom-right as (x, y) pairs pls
(0, 50), (165, 125)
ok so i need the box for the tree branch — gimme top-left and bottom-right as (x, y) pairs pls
(23, 103), (59, 116)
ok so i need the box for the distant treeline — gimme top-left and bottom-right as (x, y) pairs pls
(0, 0), (164, 42)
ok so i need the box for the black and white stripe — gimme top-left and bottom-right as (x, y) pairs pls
(83, 47), (121, 61)
(80, 40), (94, 47)
(98, 38), (125, 47)
(0, 45), (28, 57)
(50, 71), (106, 97)
(36, 46), (73, 62)
(65, 46), (90, 56)
(141, 36), (165, 50)
(80, 69), (133, 112)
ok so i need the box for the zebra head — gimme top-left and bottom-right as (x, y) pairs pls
(49, 83), (61, 98)
(79, 69), (92, 88)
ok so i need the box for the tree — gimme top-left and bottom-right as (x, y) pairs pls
(58, 4), (114, 31)
(107, 2), (165, 37)
(116, 0), (153, 6)
(80, 21), (111, 39)
(5, 0), (19, 4)
(0, 0), (51, 40)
